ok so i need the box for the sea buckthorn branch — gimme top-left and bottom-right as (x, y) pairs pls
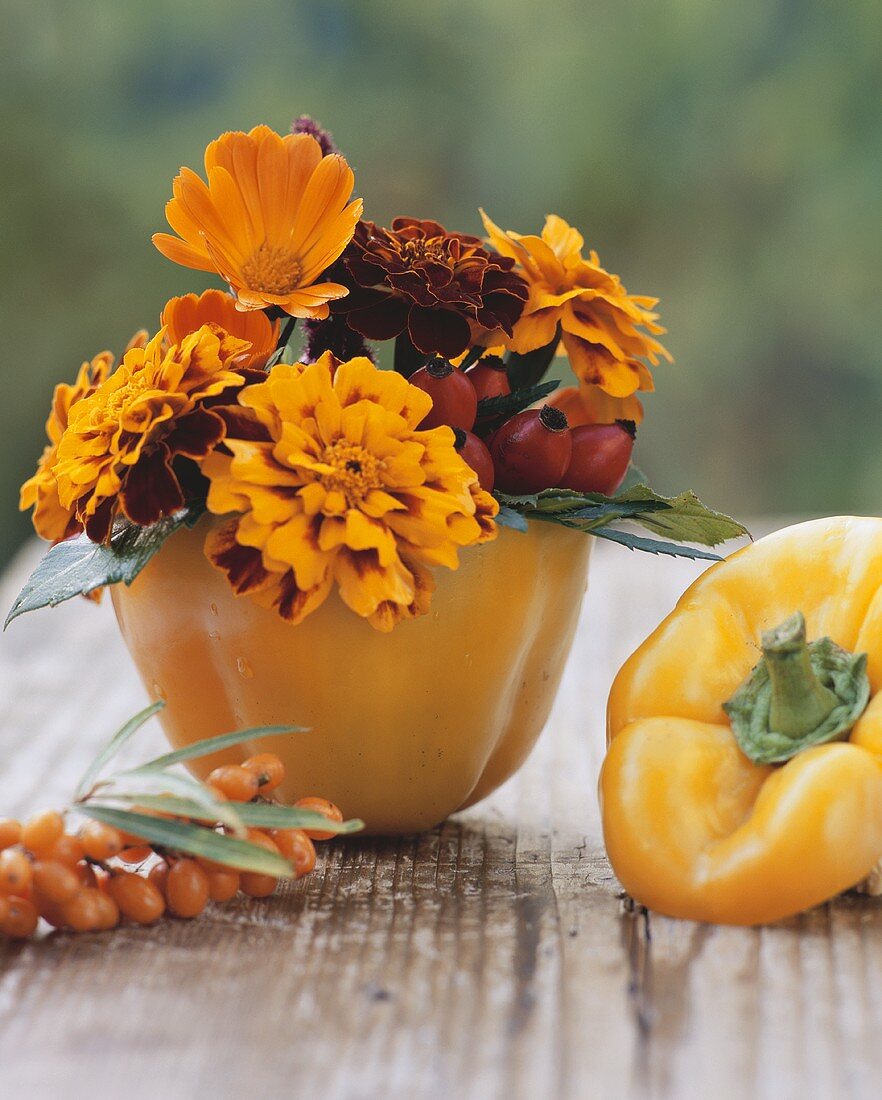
(0, 707), (363, 938)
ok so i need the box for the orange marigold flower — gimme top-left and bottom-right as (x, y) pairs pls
(19, 332), (148, 542)
(53, 325), (250, 543)
(481, 211), (672, 399)
(546, 383), (646, 426)
(334, 218), (528, 359)
(201, 353), (498, 631)
(152, 126), (362, 319)
(161, 290), (280, 369)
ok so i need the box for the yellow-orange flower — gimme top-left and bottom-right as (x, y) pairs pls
(53, 325), (250, 542)
(481, 211), (672, 399)
(20, 332), (148, 542)
(202, 353), (498, 631)
(153, 126), (362, 318)
(161, 290), (280, 369)
(547, 383), (646, 426)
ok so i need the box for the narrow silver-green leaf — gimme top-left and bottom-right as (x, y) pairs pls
(80, 805), (292, 876)
(74, 701), (165, 801)
(88, 770), (245, 834)
(132, 724), (306, 771)
(234, 802), (364, 834)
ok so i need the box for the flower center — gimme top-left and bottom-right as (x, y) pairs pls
(320, 440), (384, 505)
(241, 244), (303, 295)
(400, 238), (446, 266)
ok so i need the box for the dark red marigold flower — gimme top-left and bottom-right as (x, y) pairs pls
(334, 218), (529, 360)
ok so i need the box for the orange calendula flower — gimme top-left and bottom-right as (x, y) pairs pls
(481, 211), (672, 399)
(161, 290), (280, 369)
(547, 383), (646, 427)
(53, 325), (250, 543)
(152, 126), (362, 319)
(202, 353), (498, 631)
(20, 333), (148, 542)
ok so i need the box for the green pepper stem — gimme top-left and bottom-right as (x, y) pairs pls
(762, 612), (839, 738)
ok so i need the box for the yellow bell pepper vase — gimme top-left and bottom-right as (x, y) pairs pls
(600, 516), (882, 926)
(112, 516), (592, 835)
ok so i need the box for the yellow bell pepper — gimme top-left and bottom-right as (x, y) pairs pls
(600, 516), (882, 925)
(113, 516), (592, 835)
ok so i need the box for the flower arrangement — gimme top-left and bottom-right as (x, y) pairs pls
(10, 117), (745, 631)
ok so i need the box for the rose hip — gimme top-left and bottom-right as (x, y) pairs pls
(411, 358), (478, 431)
(465, 355), (510, 401)
(559, 420), (636, 495)
(453, 429), (495, 492)
(490, 405), (572, 494)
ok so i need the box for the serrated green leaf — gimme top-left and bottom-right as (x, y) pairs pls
(495, 505), (529, 532)
(5, 506), (204, 628)
(133, 724), (305, 772)
(80, 805), (293, 876)
(613, 486), (750, 546)
(591, 526), (723, 560)
(74, 701), (165, 801)
(475, 379), (560, 426)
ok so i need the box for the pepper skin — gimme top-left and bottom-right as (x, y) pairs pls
(600, 516), (882, 925)
(113, 517), (592, 835)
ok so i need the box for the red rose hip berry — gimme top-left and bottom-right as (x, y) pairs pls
(465, 355), (510, 402)
(560, 420), (636, 496)
(490, 405), (572, 494)
(453, 429), (495, 492)
(411, 358), (478, 431)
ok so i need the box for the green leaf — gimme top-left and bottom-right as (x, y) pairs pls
(73, 701), (165, 801)
(504, 328), (560, 389)
(88, 769), (245, 834)
(233, 802), (364, 834)
(475, 379), (560, 427)
(5, 505), (204, 628)
(612, 486), (750, 546)
(132, 724), (306, 771)
(79, 805), (293, 876)
(495, 505), (529, 533)
(591, 526), (723, 560)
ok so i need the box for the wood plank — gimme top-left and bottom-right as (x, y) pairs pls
(0, 528), (880, 1099)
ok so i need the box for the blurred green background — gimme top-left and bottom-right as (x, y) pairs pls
(2, 0), (881, 563)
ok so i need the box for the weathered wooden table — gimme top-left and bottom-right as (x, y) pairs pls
(2, 526), (880, 1099)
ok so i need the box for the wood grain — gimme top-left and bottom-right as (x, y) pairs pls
(0, 527), (880, 1100)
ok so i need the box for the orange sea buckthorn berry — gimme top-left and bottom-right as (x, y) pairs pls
(75, 861), (98, 889)
(32, 861), (81, 905)
(240, 830), (280, 898)
(166, 859), (209, 919)
(61, 889), (103, 933)
(0, 848), (33, 895)
(92, 891), (120, 931)
(47, 833), (85, 868)
(207, 869), (239, 903)
(117, 846), (154, 866)
(147, 861), (169, 897)
(0, 818), (22, 851)
(107, 872), (165, 925)
(80, 821), (124, 862)
(21, 810), (64, 856)
(34, 893), (67, 929)
(273, 828), (316, 876)
(1, 896), (38, 938)
(242, 753), (285, 794)
(293, 797), (344, 841)
(207, 765), (260, 803)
